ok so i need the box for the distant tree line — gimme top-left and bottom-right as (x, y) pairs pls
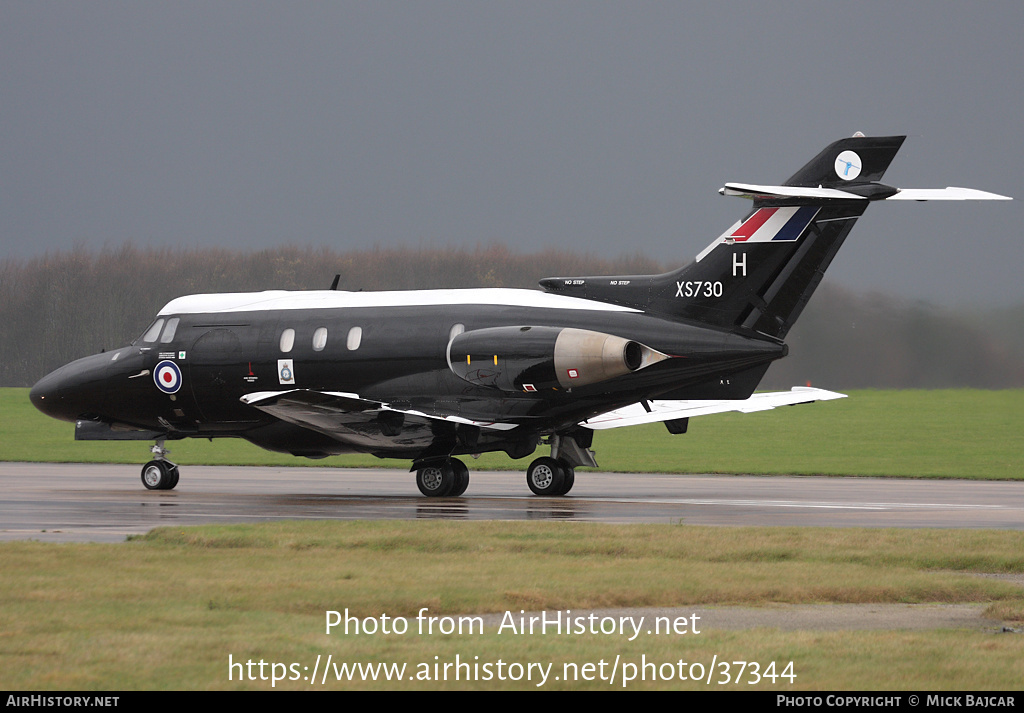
(2, 243), (1022, 389)
(763, 286), (1024, 389)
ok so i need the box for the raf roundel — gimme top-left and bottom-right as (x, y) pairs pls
(154, 360), (182, 394)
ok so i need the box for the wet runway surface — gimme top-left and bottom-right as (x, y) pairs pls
(2, 462), (1023, 542)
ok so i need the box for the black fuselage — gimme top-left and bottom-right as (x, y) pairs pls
(30, 290), (784, 461)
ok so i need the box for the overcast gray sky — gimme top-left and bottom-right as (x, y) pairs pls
(2, 1), (1021, 306)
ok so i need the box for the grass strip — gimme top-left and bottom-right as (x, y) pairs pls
(3, 388), (1022, 479)
(1, 521), (1023, 689)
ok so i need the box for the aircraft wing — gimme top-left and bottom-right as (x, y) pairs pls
(240, 389), (518, 437)
(242, 389), (381, 414)
(581, 387), (846, 430)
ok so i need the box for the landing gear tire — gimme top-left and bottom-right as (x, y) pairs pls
(141, 460), (178, 490)
(416, 460), (457, 497)
(527, 456), (566, 496)
(166, 465), (180, 490)
(449, 459), (470, 497)
(557, 464), (575, 495)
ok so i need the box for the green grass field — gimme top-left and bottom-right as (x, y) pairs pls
(2, 521), (1023, 690)
(3, 387), (1022, 478)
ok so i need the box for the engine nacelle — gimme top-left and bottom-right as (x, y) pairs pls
(448, 326), (666, 392)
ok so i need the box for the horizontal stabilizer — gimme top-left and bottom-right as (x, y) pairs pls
(720, 183), (867, 201)
(581, 387), (846, 430)
(720, 183), (1011, 203)
(885, 187), (1012, 201)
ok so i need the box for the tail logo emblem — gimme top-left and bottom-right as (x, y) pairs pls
(834, 150), (862, 181)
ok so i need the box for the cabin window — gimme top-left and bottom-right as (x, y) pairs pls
(346, 326), (362, 351)
(141, 319), (164, 343)
(312, 327), (328, 352)
(279, 328), (295, 353)
(159, 318), (179, 344)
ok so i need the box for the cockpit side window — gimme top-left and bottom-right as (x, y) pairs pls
(140, 319), (165, 343)
(159, 317), (180, 343)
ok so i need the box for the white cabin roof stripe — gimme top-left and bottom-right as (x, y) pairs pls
(157, 288), (641, 316)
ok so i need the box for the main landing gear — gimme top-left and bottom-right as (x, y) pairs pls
(413, 455), (577, 498)
(415, 458), (469, 497)
(414, 430), (594, 498)
(526, 456), (575, 496)
(523, 430), (595, 496)
(141, 440), (179, 490)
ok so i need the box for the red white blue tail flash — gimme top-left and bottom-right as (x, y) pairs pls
(729, 206), (819, 242)
(697, 206), (818, 261)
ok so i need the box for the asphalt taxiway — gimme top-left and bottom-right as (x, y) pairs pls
(2, 462), (1022, 542)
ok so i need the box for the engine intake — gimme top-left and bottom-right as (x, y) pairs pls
(448, 326), (666, 392)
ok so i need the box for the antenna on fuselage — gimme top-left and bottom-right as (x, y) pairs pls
(329, 274), (341, 291)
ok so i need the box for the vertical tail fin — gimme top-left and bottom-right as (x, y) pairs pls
(781, 134), (906, 187)
(540, 135), (1007, 339)
(657, 135), (907, 339)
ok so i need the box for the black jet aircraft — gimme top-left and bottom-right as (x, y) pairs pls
(29, 134), (1009, 497)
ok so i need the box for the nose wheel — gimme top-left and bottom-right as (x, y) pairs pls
(141, 439), (179, 490)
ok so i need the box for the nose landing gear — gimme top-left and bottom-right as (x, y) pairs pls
(141, 440), (179, 490)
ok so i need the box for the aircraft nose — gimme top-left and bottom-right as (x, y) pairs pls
(29, 366), (68, 418)
(29, 353), (112, 423)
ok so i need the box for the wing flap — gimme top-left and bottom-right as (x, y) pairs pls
(582, 387), (846, 430)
